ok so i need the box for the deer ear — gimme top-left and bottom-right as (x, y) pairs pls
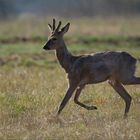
(60, 23), (70, 34)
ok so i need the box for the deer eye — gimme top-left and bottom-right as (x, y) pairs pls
(52, 38), (57, 41)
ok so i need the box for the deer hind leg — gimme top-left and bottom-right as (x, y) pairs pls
(122, 76), (140, 85)
(108, 80), (132, 118)
(74, 85), (97, 110)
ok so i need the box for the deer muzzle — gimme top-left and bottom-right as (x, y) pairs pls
(43, 40), (51, 50)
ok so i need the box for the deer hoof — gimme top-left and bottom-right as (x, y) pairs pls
(123, 113), (128, 119)
(87, 106), (97, 110)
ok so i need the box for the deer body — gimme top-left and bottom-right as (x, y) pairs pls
(43, 19), (140, 117)
(71, 51), (136, 85)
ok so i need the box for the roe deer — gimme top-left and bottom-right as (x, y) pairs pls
(43, 19), (140, 117)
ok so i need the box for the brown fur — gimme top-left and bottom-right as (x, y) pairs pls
(43, 19), (140, 118)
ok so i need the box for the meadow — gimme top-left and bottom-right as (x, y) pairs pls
(0, 17), (140, 140)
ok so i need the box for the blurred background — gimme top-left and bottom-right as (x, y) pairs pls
(0, 0), (140, 43)
(0, 0), (140, 18)
(0, 0), (139, 70)
(0, 1), (140, 139)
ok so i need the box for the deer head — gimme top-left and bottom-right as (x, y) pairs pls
(43, 19), (70, 50)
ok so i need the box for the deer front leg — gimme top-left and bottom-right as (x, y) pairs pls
(108, 80), (132, 118)
(57, 83), (77, 115)
(74, 85), (97, 110)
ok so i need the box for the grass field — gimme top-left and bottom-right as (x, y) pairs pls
(0, 17), (140, 140)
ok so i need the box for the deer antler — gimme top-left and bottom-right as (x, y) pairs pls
(52, 18), (56, 31)
(56, 21), (62, 32)
(48, 19), (62, 32)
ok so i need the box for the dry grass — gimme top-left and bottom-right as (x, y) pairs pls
(0, 65), (140, 140)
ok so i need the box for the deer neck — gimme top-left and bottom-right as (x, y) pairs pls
(56, 42), (73, 73)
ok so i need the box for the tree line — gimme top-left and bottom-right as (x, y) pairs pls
(0, 0), (140, 19)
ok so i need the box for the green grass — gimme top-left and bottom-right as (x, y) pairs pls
(0, 43), (42, 55)
(0, 43), (140, 73)
(0, 17), (140, 139)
